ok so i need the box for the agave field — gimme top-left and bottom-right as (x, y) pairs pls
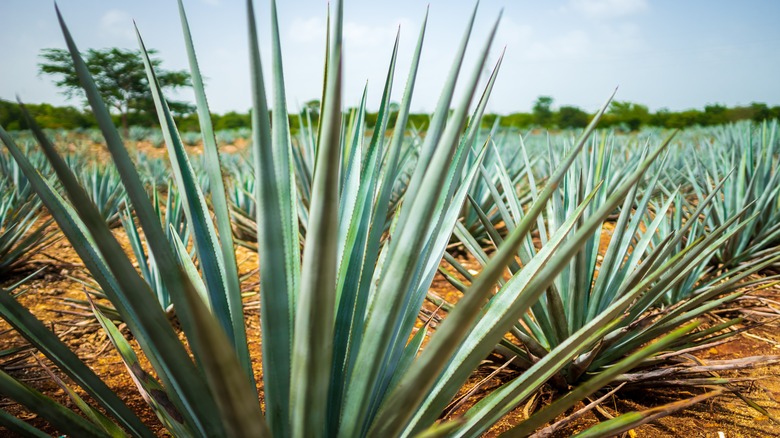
(2, 1), (780, 437)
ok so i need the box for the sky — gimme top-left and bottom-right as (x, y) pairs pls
(1, 0), (779, 115)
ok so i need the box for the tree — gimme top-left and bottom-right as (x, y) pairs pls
(532, 95), (554, 128)
(214, 111), (250, 130)
(703, 104), (728, 126)
(501, 112), (534, 128)
(608, 101), (650, 131)
(557, 105), (589, 129)
(38, 47), (193, 134)
(749, 102), (772, 123)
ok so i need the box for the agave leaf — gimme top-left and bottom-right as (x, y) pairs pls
(89, 297), (194, 437)
(335, 85), (368, 284)
(175, 248), (271, 437)
(395, 2), (480, 231)
(505, 322), (701, 437)
(170, 227), (210, 306)
(352, 8), (427, 331)
(571, 390), (723, 438)
(290, 0), (343, 433)
(386, 317), (431, 392)
(246, 0), (299, 432)
(476, 164), (514, 237)
(175, 0), (251, 378)
(35, 356), (127, 438)
(267, 0), (302, 310)
(0, 408), (50, 438)
(0, 368), (107, 438)
(415, 420), (466, 438)
(136, 24), (248, 363)
(51, 8), (224, 434)
(328, 30), (401, 431)
(0, 289), (153, 438)
(405, 92), (620, 434)
(7, 101), (217, 435)
(453, 222), (491, 267)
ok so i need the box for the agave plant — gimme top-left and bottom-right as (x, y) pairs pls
(77, 163), (126, 227)
(0, 140), (51, 196)
(135, 151), (170, 186)
(434, 129), (780, 435)
(0, 149), (58, 279)
(226, 157), (258, 246)
(433, 133), (779, 432)
(0, 178), (56, 279)
(0, 1), (714, 437)
(457, 125), (535, 248)
(180, 131), (201, 147)
(686, 120), (780, 268)
(120, 181), (191, 311)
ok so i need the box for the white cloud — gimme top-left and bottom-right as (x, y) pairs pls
(496, 16), (533, 46)
(568, 0), (648, 19)
(289, 16), (409, 49)
(99, 10), (134, 41)
(525, 30), (592, 60)
(289, 17), (327, 43)
(344, 20), (407, 49)
(498, 18), (644, 64)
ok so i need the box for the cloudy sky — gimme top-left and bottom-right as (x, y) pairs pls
(1, 0), (778, 115)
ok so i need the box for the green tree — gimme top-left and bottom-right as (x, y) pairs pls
(608, 101), (650, 131)
(214, 111), (250, 130)
(749, 102), (772, 122)
(663, 110), (702, 129)
(38, 47), (193, 134)
(556, 105), (589, 129)
(532, 95), (554, 127)
(703, 104), (728, 125)
(501, 112), (534, 128)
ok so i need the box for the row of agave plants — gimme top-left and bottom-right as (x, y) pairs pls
(1, 0), (779, 436)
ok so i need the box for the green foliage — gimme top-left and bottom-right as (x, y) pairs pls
(687, 121), (780, 268)
(3, 96), (777, 134)
(606, 100), (650, 131)
(434, 124), (780, 435)
(0, 99), (95, 130)
(532, 95), (554, 127)
(0, 147), (57, 278)
(2, 1), (780, 437)
(1, 2), (554, 437)
(500, 111), (535, 127)
(214, 111), (251, 130)
(557, 105), (590, 128)
(0, 182), (55, 278)
(38, 47), (193, 132)
(120, 182), (191, 310)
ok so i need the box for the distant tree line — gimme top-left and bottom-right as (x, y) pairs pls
(2, 96), (779, 134)
(5, 46), (777, 134)
(485, 96), (780, 132)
